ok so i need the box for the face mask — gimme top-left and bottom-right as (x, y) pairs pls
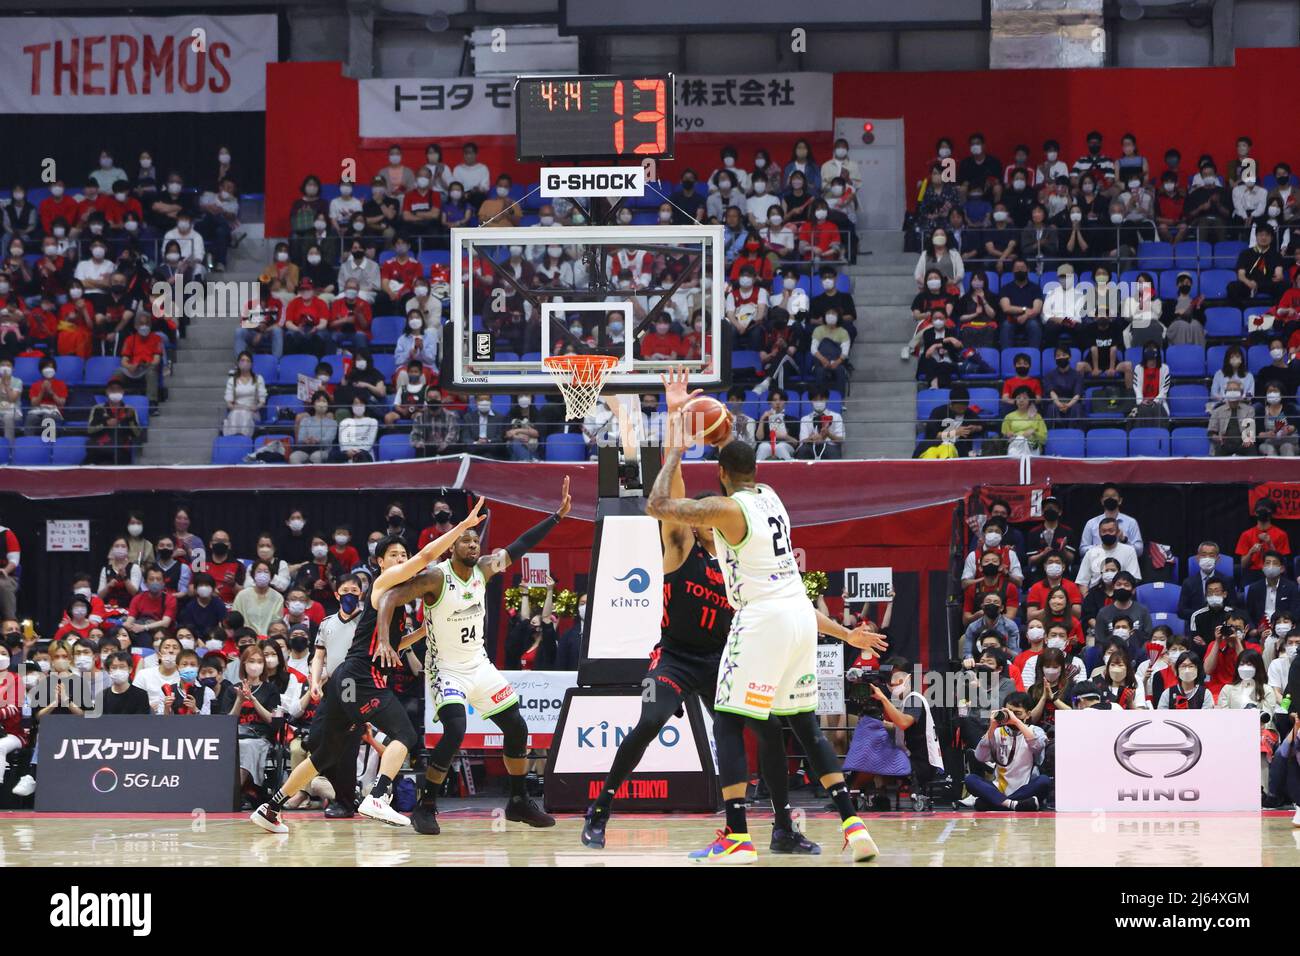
(312, 544), (329, 560)
(288, 599), (307, 615)
(1100, 533), (1118, 548)
(739, 276), (754, 289)
(254, 571), (272, 588)
(984, 531), (1002, 548)
(1237, 665), (1256, 682)
(306, 253), (322, 266)
(982, 564), (1000, 579)
(109, 668), (131, 685)
(1042, 667), (1061, 681)
(495, 186), (510, 198)
(175, 666), (199, 684)
(1206, 594), (1224, 608)
(1177, 667), (1198, 684)
(196, 585), (213, 599)
(339, 593), (359, 615)
(982, 604), (1000, 618)
(753, 182), (767, 194)
(73, 655), (93, 672)
(1012, 180), (1026, 192)
(926, 278), (942, 292)
(1287, 644), (1299, 659)
(1227, 391), (1243, 403)
(1277, 622), (1293, 637)
(609, 322), (624, 335)
(1101, 570), (1117, 584)
(932, 319), (945, 331)
(288, 518), (305, 533)
(814, 209), (828, 221)
(1112, 588), (1132, 603)
(245, 663), (264, 679)
(1272, 348), (1287, 362)
(992, 211), (1008, 223)
(477, 400), (492, 414)
(1026, 625), (1045, 644)
(388, 514), (403, 528)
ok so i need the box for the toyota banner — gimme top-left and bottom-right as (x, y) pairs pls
(35, 715), (239, 813)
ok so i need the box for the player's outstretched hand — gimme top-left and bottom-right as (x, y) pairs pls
(556, 475), (571, 519)
(845, 624), (889, 655)
(372, 640), (400, 670)
(459, 495), (486, 530)
(661, 366), (703, 415)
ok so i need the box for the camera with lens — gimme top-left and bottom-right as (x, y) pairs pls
(993, 709), (1009, 725)
(845, 664), (893, 719)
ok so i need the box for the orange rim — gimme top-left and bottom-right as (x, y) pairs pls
(543, 353), (619, 385)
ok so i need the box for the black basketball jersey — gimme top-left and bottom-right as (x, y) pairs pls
(661, 541), (734, 654)
(342, 594), (407, 683)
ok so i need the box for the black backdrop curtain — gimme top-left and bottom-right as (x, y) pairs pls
(0, 112), (264, 193)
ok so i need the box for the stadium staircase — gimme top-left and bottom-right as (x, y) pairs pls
(137, 225), (266, 465)
(843, 231), (920, 459)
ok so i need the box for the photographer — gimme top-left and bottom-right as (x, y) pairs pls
(844, 657), (945, 791)
(1204, 609), (1256, 697)
(961, 693), (1052, 811)
(956, 645), (1021, 751)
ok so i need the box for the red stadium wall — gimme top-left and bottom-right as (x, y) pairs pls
(265, 49), (1300, 236)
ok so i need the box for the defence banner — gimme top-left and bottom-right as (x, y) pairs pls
(0, 15), (278, 114)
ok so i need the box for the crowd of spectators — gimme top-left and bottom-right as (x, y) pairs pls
(911, 131), (1300, 460)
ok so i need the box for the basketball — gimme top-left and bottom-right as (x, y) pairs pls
(682, 395), (732, 446)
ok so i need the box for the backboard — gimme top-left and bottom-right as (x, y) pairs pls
(440, 224), (729, 395)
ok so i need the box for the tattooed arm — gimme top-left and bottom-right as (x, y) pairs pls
(645, 447), (747, 544)
(374, 570), (442, 667)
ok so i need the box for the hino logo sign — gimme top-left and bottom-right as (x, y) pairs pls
(541, 166), (645, 198)
(1113, 719), (1202, 802)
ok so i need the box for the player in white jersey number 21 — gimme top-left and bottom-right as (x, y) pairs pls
(382, 476), (573, 835)
(647, 437), (886, 865)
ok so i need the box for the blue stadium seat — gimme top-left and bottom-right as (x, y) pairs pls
(1212, 241), (1246, 269)
(1000, 348), (1040, 378)
(1243, 306), (1271, 334)
(54, 356), (84, 384)
(967, 387), (999, 418)
(1171, 427), (1210, 456)
(0, 437), (9, 465)
(1168, 384), (1209, 419)
(1206, 346), (1228, 374)
(12, 435), (52, 466)
(1137, 582), (1181, 614)
(1044, 428), (1085, 457)
(1172, 241), (1209, 269)
(323, 354), (348, 382)
(377, 433), (416, 461)
(253, 354), (277, 384)
(211, 435), (252, 464)
(545, 433), (587, 462)
(14, 357), (39, 382)
(83, 356), (120, 386)
(276, 355), (318, 387)
(1137, 241), (1174, 270)
(731, 351), (762, 374)
(916, 388), (949, 423)
(1084, 428), (1127, 458)
(1128, 427), (1170, 457)
(1150, 611), (1185, 638)
(836, 274), (853, 294)
(1198, 269), (1234, 299)
(1247, 345), (1270, 375)
(1203, 307), (1243, 338)
(50, 435), (87, 466)
(1165, 345), (1206, 378)
(264, 393), (301, 424)
(373, 354), (396, 381)
(371, 314), (404, 347)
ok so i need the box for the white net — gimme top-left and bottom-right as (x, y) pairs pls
(542, 355), (620, 421)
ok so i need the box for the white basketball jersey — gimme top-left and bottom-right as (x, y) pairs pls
(424, 560), (489, 668)
(713, 485), (805, 611)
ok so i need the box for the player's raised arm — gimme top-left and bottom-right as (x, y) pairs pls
(372, 497), (485, 602)
(645, 446), (746, 542)
(658, 367), (703, 557)
(478, 475), (572, 580)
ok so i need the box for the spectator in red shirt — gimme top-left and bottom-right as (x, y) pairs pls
(1000, 351), (1043, 411)
(328, 524), (360, 573)
(401, 172), (443, 239)
(329, 278), (372, 352)
(34, 243), (70, 302)
(57, 282), (95, 358)
(1025, 551), (1083, 618)
(962, 552), (1021, 628)
(282, 586), (326, 634)
(639, 314), (685, 361)
(206, 530), (247, 605)
(26, 356), (68, 435)
(379, 239), (423, 313)
(124, 566), (177, 644)
(118, 315), (165, 402)
(284, 279), (332, 357)
(39, 181), (78, 235)
(104, 179), (144, 229)
(24, 297), (59, 355)
(417, 500), (456, 550)
(75, 180), (112, 237)
(1154, 170), (1188, 245)
(798, 201), (844, 261)
(1237, 498), (1291, 577)
(728, 236), (775, 285)
(1204, 610), (1255, 697)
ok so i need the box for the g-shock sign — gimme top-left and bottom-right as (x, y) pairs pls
(515, 74), (674, 161)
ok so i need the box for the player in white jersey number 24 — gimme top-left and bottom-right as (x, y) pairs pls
(380, 476), (572, 835)
(647, 434), (886, 865)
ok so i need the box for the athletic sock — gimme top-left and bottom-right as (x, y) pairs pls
(371, 775), (392, 799)
(267, 788), (289, 812)
(772, 802), (795, 832)
(507, 772), (526, 802)
(724, 797), (748, 835)
(827, 782), (855, 821)
(421, 768), (444, 807)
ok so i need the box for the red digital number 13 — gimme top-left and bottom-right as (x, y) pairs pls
(612, 79), (667, 155)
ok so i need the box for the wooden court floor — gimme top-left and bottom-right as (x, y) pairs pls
(3, 807), (1299, 867)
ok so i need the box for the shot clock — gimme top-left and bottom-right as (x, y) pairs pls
(514, 74), (674, 161)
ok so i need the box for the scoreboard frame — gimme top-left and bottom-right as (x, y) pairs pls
(513, 73), (675, 162)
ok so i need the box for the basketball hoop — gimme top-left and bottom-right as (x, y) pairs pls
(543, 354), (620, 421)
